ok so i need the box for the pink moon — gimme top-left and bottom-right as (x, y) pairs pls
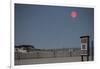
(70, 11), (77, 18)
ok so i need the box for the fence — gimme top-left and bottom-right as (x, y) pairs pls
(15, 48), (83, 59)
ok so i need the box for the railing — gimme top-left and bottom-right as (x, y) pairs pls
(15, 48), (82, 59)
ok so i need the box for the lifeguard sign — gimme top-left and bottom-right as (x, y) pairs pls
(80, 35), (89, 61)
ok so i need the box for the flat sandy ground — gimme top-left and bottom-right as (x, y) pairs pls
(15, 56), (93, 65)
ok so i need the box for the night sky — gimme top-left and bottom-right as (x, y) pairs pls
(15, 4), (94, 49)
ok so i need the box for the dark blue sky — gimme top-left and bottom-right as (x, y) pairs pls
(15, 4), (94, 49)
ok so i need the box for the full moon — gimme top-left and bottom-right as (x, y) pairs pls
(70, 11), (77, 18)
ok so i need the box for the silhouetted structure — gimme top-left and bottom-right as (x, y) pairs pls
(80, 35), (90, 61)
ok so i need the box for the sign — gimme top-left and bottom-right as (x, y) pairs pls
(80, 35), (90, 61)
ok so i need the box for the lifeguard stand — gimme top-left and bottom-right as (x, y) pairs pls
(80, 35), (90, 61)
